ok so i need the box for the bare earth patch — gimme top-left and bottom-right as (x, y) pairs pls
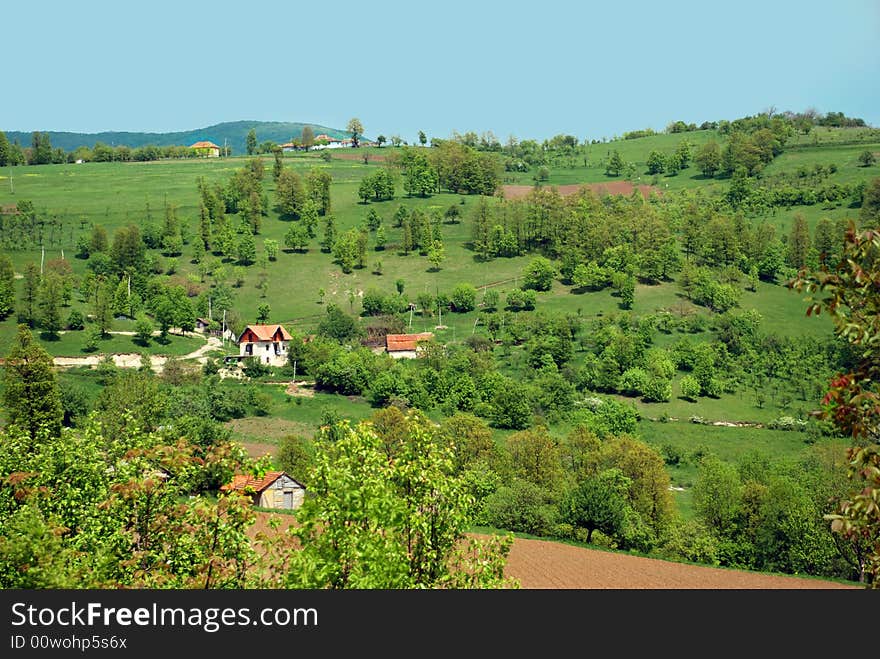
(502, 182), (660, 200)
(501, 537), (856, 589)
(246, 515), (855, 588)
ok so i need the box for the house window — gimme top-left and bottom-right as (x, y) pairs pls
(266, 344), (270, 351)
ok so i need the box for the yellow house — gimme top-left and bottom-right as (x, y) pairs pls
(190, 140), (221, 157)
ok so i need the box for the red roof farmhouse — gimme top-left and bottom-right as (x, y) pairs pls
(237, 324), (293, 366)
(190, 140), (221, 157)
(385, 332), (434, 358)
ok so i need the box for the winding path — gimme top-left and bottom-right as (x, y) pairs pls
(52, 331), (224, 374)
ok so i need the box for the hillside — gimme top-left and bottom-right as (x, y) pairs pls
(4, 120), (351, 155)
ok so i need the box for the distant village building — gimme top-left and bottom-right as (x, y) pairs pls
(237, 324), (292, 366)
(195, 317), (212, 333)
(190, 140), (221, 157)
(385, 332), (434, 359)
(221, 471), (306, 510)
(311, 134), (354, 150)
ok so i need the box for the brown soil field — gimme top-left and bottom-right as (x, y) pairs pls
(502, 537), (856, 589)
(502, 182), (660, 200)
(250, 514), (856, 589)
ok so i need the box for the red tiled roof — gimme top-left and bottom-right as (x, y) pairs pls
(221, 471), (285, 494)
(237, 324), (293, 343)
(190, 141), (220, 149)
(386, 332), (434, 352)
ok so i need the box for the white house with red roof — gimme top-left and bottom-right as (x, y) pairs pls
(385, 332), (434, 359)
(237, 324), (293, 365)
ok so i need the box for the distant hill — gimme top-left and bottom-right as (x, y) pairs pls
(4, 120), (351, 156)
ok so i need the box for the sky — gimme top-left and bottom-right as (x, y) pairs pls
(3, 0), (878, 143)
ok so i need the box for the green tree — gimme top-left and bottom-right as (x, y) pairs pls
(264, 238), (279, 261)
(19, 263), (40, 328)
(275, 169), (306, 218)
(560, 470), (628, 543)
(646, 150), (666, 174)
(246, 128), (257, 156)
(133, 314), (153, 345)
(787, 213), (811, 269)
(522, 257), (557, 291)
(38, 271), (64, 338)
(793, 224), (880, 585)
(3, 325), (63, 440)
(237, 234), (256, 265)
(450, 283), (477, 312)
(287, 419), (514, 588)
(92, 280), (114, 336)
(605, 150), (624, 176)
(858, 150), (876, 167)
(0, 255), (17, 320)
(695, 140), (721, 177)
(860, 178), (880, 227)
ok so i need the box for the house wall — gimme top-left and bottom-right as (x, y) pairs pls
(239, 340), (289, 365)
(388, 350), (418, 359)
(257, 477), (306, 510)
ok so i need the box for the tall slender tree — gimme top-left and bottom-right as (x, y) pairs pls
(3, 324), (63, 440)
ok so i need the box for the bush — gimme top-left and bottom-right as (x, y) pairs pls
(66, 310), (85, 331)
(767, 416), (808, 432)
(243, 357), (271, 378)
(450, 283), (477, 312)
(482, 480), (558, 536)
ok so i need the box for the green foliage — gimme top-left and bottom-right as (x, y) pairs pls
(287, 419), (515, 588)
(450, 283), (477, 312)
(3, 325), (63, 441)
(522, 257), (557, 291)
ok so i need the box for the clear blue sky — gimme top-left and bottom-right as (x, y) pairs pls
(3, 0), (878, 142)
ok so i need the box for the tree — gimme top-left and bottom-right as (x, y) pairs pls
(38, 271), (64, 338)
(450, 283), (477, 312)
(301, 125), (315, 151)
(646, 150), (666, 174)
(695, 140), (722, 178)
(787, 213), (811, 269)
(680, 374), (701, 401)
(347, 118), (364, 148)
(793, 224), (880, 585)
(418, 130), (427, 146)
(93, 280), (114, 336)
(860, 178), (880, 227)
(287, 420), (514, 588)
(3, 325), (63, 440)
(134, 314), (153, 345)
(0, 254), (16, 320)
(19, 263), (40, 328)
(605, 150), (624, 176)
(427, 240), (445, 271)
(264, 238), (279, 261)
(275, 169), (306, 218)
(237, 234), (256, 265)
(522, 257), (557, 291)
(560, 471), (628, 543)
(246, 128), (257, 156)
(256, 303), (271, 323)
(376, 135), (386, 148)
(858, 150), (876, 167)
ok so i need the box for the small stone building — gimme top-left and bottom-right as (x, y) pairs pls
(221, 471), (306, 510)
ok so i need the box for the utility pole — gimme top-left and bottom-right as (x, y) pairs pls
(222, 309), (227, 348)
(40, 245), (44, 275)
(208, 296), (212, 322)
